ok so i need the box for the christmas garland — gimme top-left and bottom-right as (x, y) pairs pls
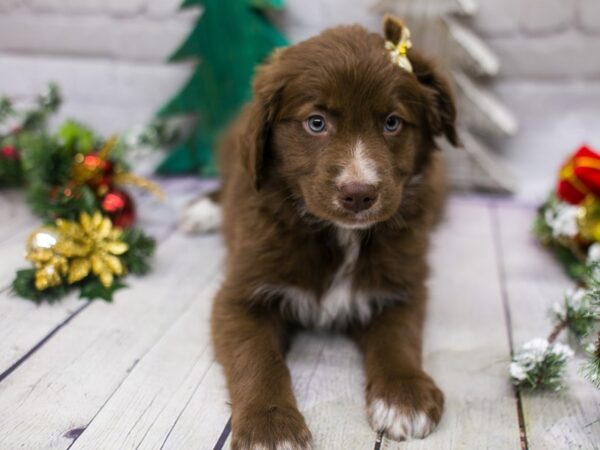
(510, 145), (600, 390)
(1, 85), (164, 302)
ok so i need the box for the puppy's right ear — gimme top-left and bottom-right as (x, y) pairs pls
(243, 50), (287, 190)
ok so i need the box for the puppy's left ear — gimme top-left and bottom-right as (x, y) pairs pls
(243, 49), (287, 190)
(243, 93), (279, 190)
(412, 56), (461, 147)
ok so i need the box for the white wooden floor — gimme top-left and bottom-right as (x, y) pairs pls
(0, 184), (599, 450)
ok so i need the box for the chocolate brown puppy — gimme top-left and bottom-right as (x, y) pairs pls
(202, 16), (458, 450)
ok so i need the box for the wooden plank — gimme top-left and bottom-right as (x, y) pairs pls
(156, 362), (230, 450)
(0, 192), (38, 289)
(0, 189), (178, 375)
(0, 292), (86, 377)
(495, 202), (600, 450)
(0, 193), (84, 374)
(0, 232), (224, 449)
(68, 276), (226, 450)
(290, 333), (377, 449)
(385, 198), (521, 449)
(190, 332), (377, 450)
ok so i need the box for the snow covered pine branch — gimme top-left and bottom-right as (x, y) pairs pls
(513, 146), (600, 391)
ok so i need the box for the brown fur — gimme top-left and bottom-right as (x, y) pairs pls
(211, 18), (458, 450)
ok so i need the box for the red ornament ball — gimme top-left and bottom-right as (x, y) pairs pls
(101, 188), (135, 228)
(1, 145), (19, 160)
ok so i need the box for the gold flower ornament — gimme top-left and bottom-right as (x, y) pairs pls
(26, 211), (129, 290)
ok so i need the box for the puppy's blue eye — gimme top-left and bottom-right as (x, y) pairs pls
(384, 115), (403, 134)
(306, 115), (327, 134)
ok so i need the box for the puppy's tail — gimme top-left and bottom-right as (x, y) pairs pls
(179, 189), (223, 234)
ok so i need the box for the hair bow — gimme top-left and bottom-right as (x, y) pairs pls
(384, 24), (413, 73)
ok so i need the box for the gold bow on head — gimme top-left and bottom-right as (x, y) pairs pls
(385, 24), (413, 73)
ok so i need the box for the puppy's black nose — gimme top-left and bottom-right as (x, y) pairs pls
(338, 183), (378, 213)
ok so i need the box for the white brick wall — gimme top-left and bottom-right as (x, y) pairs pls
(579, 0), (600, 34)
(0, 0), (598, 198)
(0, 0), (597, 129)
(0, 0), (197, 133)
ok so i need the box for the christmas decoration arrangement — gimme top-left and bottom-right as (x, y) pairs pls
(510, 145), (600, 391)
(157, 0), (288, 175)
(1, 85), (163, 302)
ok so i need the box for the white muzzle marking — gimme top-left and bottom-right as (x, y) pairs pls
(336, 139), (380, 187)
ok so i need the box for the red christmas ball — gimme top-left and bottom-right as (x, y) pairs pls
(1, 145), (19, 160)
(101, 187), (135, 228)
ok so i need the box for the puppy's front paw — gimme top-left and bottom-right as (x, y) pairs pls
(367, 375), (444, 441)
(232, 405), (312, 450)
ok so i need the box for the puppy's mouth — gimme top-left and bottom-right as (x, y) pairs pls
(333, 218), (378, 230)
(330, 200), (381, 229)
(297, 198), (382, 229)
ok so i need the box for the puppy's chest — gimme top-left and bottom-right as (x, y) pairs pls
(260, 230), (395, 328)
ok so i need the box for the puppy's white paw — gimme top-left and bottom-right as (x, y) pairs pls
(179, 196), (222, 234)
(369, 399), (435, 441)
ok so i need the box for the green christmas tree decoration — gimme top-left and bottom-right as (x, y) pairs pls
(157, 0), (288, 175)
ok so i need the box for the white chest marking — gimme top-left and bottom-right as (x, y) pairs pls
(257, 229), (377, 328)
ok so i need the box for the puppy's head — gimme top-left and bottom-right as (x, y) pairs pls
(243, 16), (458, 229)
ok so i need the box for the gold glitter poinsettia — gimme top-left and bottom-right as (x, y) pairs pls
(25, 212), (129, 290)
(54, 211), (129, 287)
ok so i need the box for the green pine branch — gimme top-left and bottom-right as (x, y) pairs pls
(79, 278), (127, 302)
(12, 269), (70, 303)
(21, 83), (61, 131)
(122, 228), (157, 275)
(0, 96), (14, 126)
(581, 336), (600, 388)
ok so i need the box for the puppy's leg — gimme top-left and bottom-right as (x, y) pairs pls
(179, 189), (222, 234)
(350, 290), (443, 442)
(212, 293), (311, 450)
